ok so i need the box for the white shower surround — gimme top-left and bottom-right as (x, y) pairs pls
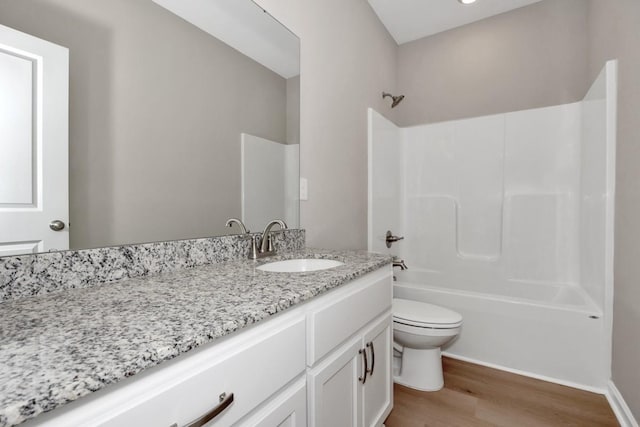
(368, 61), (617, 390)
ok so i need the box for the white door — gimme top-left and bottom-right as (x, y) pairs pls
(307, 338), (363, 427)
(0, 24), (69, 256)
(362, 314), (393, 427)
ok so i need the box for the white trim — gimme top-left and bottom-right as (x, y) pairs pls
(607, 380), (639, 427)
(240, 133), (247, 224)
(442, 352), (607, 395)
(602, 59), (618, 385)
(367, 108), (374, 252)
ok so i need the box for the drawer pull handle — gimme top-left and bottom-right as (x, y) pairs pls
(359, 348), (368, 384)
(367, 341), (375, 376)
(171, 392), (234, 427)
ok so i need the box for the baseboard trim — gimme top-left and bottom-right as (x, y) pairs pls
(442, 352), (607, 395)
(606, 380), (639, 427)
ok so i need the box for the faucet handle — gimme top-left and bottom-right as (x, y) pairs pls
(259, 220), (288, 255)
(266, 232), (284, 252)
(248, 234), (260, 260)
(385, 230), (404, 248)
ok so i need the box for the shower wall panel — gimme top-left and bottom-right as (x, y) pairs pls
(403, 114), (505, 264)
(452, 115), (505, 259)
(503, 103), (581, 283)
(579, 64), (611, 311)
(504, 193), (576, 283)
(401, 104), (582, 286)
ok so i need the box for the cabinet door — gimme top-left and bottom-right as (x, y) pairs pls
(307, 338), (363, 427)
(236, 377), (306, 427)
(362, 313), (393, 427)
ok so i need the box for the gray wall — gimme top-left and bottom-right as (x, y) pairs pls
(255, 0), (398, 250)
(588, 0), (640, 420)
(396, 0), (590, 126)
(0, 0), (287, 249)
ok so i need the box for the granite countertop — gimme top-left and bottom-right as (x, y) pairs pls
(0, 249), (391, 427)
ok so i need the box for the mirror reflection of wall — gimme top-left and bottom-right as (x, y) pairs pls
(241, 134), (299, 232)
(0, 0), (300, 254)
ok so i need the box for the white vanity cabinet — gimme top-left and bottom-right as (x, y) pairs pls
(306, 268), (393, 427)
(29, 314), (307, 427)
(236, 377), (307, 426)
(27, 266), (392, 427)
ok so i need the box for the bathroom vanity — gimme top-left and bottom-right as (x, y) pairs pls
(0, 241), (392, 427)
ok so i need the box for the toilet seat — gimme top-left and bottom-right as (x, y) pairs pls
(393, 298), (463, 329)
(393, 318), (462, 329)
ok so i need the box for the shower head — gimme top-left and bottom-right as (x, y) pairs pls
(382, 92), (405, 108)
(392, 95), (405, 107)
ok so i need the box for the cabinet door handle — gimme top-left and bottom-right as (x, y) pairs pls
(367, 341), (375, 376)
(358, 348), (368, 384)
(170, 392), (234, 427)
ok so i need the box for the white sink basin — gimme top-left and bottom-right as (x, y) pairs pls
(257, 259), (344, 273)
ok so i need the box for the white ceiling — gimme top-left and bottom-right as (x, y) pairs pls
(368, 0), (544, 45)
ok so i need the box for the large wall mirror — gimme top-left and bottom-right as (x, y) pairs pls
(0, 0), (300, 256)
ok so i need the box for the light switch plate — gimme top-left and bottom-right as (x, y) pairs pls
(300, 177), (308, 201)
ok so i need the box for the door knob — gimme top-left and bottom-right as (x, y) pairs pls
(49, 220), (66, 231)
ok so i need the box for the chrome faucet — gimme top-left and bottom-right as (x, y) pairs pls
(392, 257), (407, 282)
(260, 219), (287, 254)
(248, 219), (288, 260)
(392, 257), (408, 270)
(225, 218), (249, 234)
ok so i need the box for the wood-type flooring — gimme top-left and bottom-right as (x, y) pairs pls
(385, 357), (619, 427)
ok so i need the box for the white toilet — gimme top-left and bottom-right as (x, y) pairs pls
(392, 298), (463, 391)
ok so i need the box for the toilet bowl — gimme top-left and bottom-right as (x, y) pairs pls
(392, 298), (463, 391)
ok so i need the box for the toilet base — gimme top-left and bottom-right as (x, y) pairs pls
(393, 346), (444, 391)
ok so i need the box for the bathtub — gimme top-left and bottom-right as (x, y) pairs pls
(393, 270), (609, 392)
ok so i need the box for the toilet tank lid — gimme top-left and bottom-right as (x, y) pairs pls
(393, 298), (463, 326)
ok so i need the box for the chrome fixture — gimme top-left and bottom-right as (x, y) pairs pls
(382, 92), (405, 108)
(359, 347), (368, 384)
(359, 340), (377, 384)
(49, 220), (66, 231)
(385, 230), (404, 248)
(366, 341), (375, 376)
(260, 219), (287, 253)
(170, 392), (234, 427)
(392, 256), (407, 281)
(393, 257), (408, 271)
(225, 218), (249, 234)
(248, 219), (288, 260)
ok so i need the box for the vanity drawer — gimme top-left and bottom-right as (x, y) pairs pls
(34, 315), (306, 427)
(307, 267), (392, 366)
(99, 316), (306, 427)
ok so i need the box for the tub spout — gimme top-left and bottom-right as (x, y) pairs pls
(393, 257), (408, 270)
